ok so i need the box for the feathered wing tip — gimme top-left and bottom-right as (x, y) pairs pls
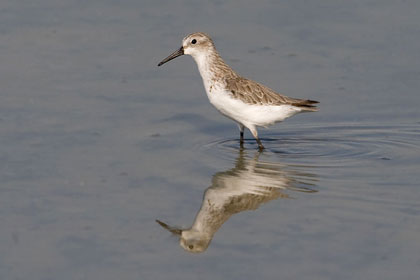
(292, 99), (319, 112)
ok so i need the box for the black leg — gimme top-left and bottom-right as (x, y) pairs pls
(238, 124), (245, 146)
(256, 138), (265, 151)
(249, 127), (264, 151)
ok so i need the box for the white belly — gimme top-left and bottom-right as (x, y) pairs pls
(207, 88), (301, 128)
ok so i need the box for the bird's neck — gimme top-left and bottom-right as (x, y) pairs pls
(193, 50), (237, 89)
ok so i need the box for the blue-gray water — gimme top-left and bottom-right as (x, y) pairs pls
(1, 0), (420, 279)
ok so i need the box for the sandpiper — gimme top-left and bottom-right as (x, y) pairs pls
(158, 32), (318, 150)
(156, 149), (317, 253)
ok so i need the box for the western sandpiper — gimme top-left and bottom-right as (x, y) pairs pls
(156, 149), (317, 253)
(158, 32), (319, 150)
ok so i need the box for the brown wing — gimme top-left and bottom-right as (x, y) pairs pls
(224, 77), (318, 111)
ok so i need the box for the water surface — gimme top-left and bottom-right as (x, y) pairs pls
(1, 1), (420, 279)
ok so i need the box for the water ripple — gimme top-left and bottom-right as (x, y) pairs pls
(200, 123), (420, 167)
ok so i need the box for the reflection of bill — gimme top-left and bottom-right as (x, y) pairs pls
(156, 149), (317, 253)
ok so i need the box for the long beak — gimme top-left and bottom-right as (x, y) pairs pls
(155, 219), (182, 236)
(157, 46), (184, 66)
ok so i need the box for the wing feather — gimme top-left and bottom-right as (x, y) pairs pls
(224, 77), (318, 111)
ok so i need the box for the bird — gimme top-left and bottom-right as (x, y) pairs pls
(156, 148), (317, 253)
(158, 32), (319, 150)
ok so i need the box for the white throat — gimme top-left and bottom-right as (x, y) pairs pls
(190, 51), (216, 90)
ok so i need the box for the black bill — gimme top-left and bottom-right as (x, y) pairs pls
(155, 219), (182, 235)
(157, 46), (184, 66)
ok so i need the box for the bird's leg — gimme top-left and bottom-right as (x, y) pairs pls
(238, 124), (245, 146)
(249, 127), (265, 151)
(256, 139), (265, 151)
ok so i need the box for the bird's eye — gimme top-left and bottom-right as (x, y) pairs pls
(191, 39), (197, 44)
(188, 245), (194, 250)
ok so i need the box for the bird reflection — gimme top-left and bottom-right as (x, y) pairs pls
(156, 148), (317, 253)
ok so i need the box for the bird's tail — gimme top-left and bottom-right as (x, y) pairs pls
(292, 99), (319, 112)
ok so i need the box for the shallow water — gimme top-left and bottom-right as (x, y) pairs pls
(1, 0), (420, 279)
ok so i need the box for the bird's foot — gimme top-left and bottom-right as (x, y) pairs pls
(257, 140), (265, 151)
